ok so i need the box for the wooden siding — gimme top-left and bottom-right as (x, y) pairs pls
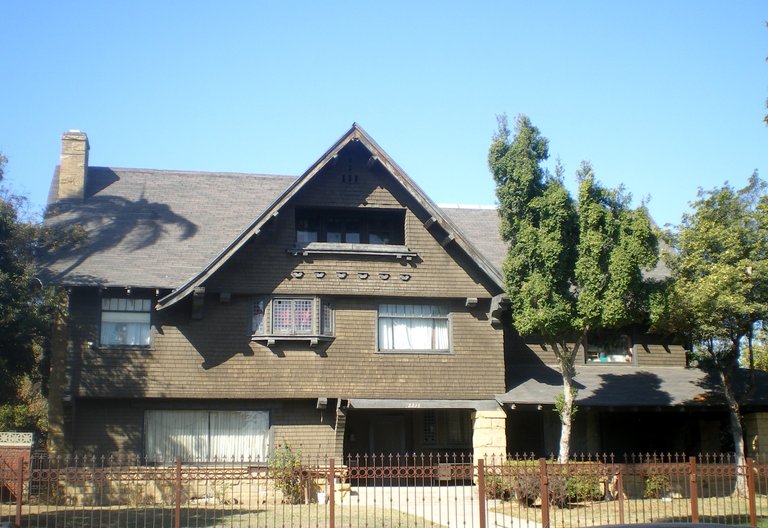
(204, 149), (496, 299)
(507, 328), (687, 367)
(73, 295), (504, 401)
(72, 399), (338, 459)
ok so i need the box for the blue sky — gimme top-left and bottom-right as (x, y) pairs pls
(1, 1), (766, 228)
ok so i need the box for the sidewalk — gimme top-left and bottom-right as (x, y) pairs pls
(336, 485), (541, 528)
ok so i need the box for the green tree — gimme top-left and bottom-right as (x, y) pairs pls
(651, 174), (768, 493)
(0, 153), (62, 439)
(490, 115), (658, 462)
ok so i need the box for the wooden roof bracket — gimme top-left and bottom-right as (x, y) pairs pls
(489, 293), (509, 328)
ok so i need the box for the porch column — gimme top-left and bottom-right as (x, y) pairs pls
(472, 403), (507, 461)
(744, 412), (768, 458)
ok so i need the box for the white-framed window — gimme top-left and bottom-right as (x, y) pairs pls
(378, 304), (450, 352)
(144, 410), (269, 462)
(273, 298), (313, 335)
(251, 296), (334, 337)
(100, 297), (152, 346)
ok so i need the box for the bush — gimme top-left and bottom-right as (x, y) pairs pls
(565, 474), (603, 502)
(644, 473), (670, 498)
(485, 474), (513, 501)
(269, 445), (306, 504)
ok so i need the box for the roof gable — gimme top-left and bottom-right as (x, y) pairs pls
(157, 124), (505, 308)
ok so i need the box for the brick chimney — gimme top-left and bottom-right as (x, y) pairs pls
(58, 130), (89, 200)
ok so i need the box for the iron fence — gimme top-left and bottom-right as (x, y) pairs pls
(0, 452), (766, 527)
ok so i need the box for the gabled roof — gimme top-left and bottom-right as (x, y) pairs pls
(155, 124), (505, 309)
(42, 124), (506, 301)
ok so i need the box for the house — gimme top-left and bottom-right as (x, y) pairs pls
(42, 126), (768, 462)
(42, 125), (508, 462)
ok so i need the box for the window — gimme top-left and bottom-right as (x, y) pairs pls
(585, 332), (633, 364)
(295, 208), (405, 245)
(273, 298), (313, 335)
(100, 297), (151, 346)
(251, 296), (334, 339)
(378, 304), (449, 352)
(144, 410), (269, 462)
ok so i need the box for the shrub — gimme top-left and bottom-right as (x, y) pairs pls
(565, 474), (603, 502)
(269, 445), (306, 504)
(644, 473), (670, 499)
(485, 474), (513, 501)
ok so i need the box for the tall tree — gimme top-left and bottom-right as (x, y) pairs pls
(490, 115), (658, 462)
(0, 153), (61, 438)
(651, 174), (768, 493)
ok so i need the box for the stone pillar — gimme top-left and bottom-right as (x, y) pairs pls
(744, 412), (768, 458)
(0, 432), (34, 500)
(472, 404), (507, 462)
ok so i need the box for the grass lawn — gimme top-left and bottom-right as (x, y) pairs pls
(489, 495), (768, 527)
(1, 504), (443, 528)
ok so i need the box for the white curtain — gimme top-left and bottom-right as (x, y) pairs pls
(101, 312), (151, 345)
(210, 411), (269, 462)
(145, 411), (209, 462)
(378, 304), (449, 351)
(145, 410), (269, 462)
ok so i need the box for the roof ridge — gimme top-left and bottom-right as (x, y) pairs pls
(438, 203), (498, 210)
(89, 166), (298, 179)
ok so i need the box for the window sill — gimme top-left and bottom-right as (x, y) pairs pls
(95, 344), (153, 351)
(289, 242), (418, 261)
(252, 335), (335, 348)
(585, 358), (635, 365)
(377, 349), (452, 355)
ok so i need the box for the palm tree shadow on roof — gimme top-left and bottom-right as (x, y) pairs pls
(40, 169), (198, 284)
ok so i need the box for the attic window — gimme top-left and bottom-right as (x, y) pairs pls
(295, 208), (404, 246)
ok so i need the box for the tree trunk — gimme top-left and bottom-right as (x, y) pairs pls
(720, 367), (747, 495)
(558, 368), (576, 463)
(553, 339), (580, 464)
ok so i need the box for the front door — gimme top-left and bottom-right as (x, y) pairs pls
(369, 414), (406, 455)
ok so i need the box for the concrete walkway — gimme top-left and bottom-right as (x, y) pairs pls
(335, 485), (542, 528)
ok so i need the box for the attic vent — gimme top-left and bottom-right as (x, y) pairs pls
(341, 162), (358, 184)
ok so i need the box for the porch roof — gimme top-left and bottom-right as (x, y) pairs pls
(348, 399), (500, 411)
(497, 366), (768, 408)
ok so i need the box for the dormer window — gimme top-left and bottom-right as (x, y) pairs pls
(295, 208), (404, 246)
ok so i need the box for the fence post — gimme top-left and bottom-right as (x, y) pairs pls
(477, 459), (486, 528)
(617, 465), (625, 525)
(174, 457), (182, 528)
(539, 458), (550, 528)
(328, 458), (335, 528)
(746, 458), (757, 528)
(15, 457), (23, 528)
(689, 456), (699, 524)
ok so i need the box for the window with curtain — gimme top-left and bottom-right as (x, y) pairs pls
(378, 304), (450, 352)
(144, 410), (269, 462)
(100, 297), (152, 346)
